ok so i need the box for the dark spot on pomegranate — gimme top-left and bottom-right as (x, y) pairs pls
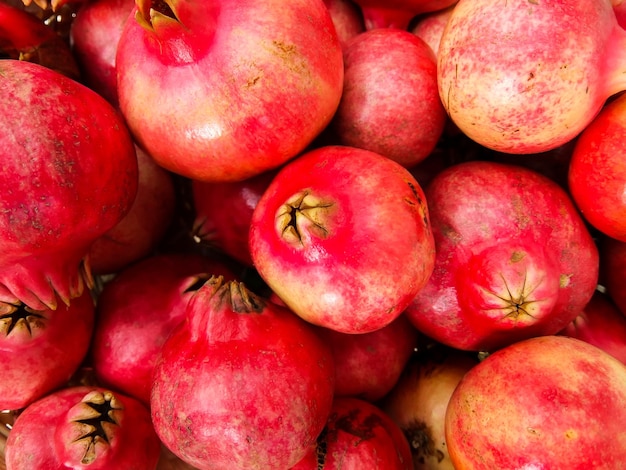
(404, 419), (444, 464)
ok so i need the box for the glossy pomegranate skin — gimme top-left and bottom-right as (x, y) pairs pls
(0, 289), (94, 411)
(568, 91), (626, 241)
(249, 145), (436, 334)
(5, 385), (160, 470)
(91, 252), (238, 405)
(0, 59), (138, 310)
(445, 336), (626, 469)
(438, 0), (626, 154)
(150, 277), (335, 469)
(405, 160), (599, 352)
(116, 0), (344, 183)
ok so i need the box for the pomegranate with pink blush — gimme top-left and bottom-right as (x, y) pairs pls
(445, 335), (626, 468)
(116, 0), (344, 182)
(291, 397), (413, 469)
(438, 0), (626, 154)
(331, 29), (446, 168)
(405, 160), (599, 352)
(559, 290), (626, 364)
(150, 276), (335, 469)
(0, 59), (138, 310)
(91, 252), (238, 405)
(410, 5), (454, 56)
(315, 314), (419, 401)
(88, 145), (177, 275)
(5, 385), (160, 469)
(69, 0), (135, 107)
(192, 169), (277, 267)
(0, 289), (94, 411)
(249, 145), (436, 334)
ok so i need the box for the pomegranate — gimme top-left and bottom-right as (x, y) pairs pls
(150, 276), (335, 469)
(405, 160), (599, 352)
(0, 59), (138, 310)
(323, 0), (365, 48)
(4, 385), (160, 469)
(69, 0), (135, 107)
(352, 0), (458, 30)
(0, 1), (80, 79)
(381, 344), (477, 470)
(410, 4), (454, 56)
(559, 289), (626, 364)
(445, 335), (626, 468)
(91, 252), (238, 405)
(331, 28), (446, 168)
(600, 235), (626, 316)
(192, 169), (277, 267)
(291, 397), (413, 469)
(315, 314), (419, 401)
(87, 145), (177, 275)
(568, 91), (626, 241)
(0, 289), (94, 411)
(116, 0), (344, 182)
(249, 145), (436, 334)
(438, 0), (626, 154)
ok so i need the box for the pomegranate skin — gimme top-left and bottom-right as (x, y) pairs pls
(405, 160), (599, 352)
(291, 397), (413, 469)
(116, 0), (344, 183)
(331, 28), (446, 168)
(438, 0), (626, 154)
(0, 289), (94, 411)
(249, 145), (436, 334)
(445, 335), (626, 469)
(568, 91), (626, 241)
(0, 59), (138, 310)
(150, 277), (336, 470)
(91, 252), (238, 405)
(559, 290), (626, 365)
(5, 386), (160, 470)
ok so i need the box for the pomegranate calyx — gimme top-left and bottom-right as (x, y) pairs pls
(276, 191), (336, 247)
(65, 390), (123, 465)
(0, 302), (46, 338)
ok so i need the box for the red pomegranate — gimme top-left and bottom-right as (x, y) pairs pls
(445, 335), (626, 468)
(116, 0), (344, 182)
(438, 0), (626, 154)
(150, 276), (335, 469)
(249, 145), (436, 334)
(353, 0), (458, 30)
(0, 59), (138, 310)
(405, 160), (599, 352)
(331, 28), (446, 168)
(5, 385), (161, 469)
(0, 289), (94, 411)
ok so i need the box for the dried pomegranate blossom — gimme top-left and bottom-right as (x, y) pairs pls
(0, 303), (46, 338)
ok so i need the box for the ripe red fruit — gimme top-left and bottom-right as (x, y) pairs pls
(331, 28), (446, 168)
(568, 92), (626, 241)
(445, 336), (626, 468)
(249, 145), (436, 334)
(0, 59), (138, 310)
(406, 160), (599, 352)
(291, 397), (413, 469)
(5, 386), (160, 469)
(438, 0), (626, 154)
(116, 0), (344, 182)
(150, 276), (335, 469)
(91, 252), (238, 405)
(0, 289), (94, 411)
(353, 0), (458, 30)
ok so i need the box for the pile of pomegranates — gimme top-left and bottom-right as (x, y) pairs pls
(2, 0), (626, 468)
